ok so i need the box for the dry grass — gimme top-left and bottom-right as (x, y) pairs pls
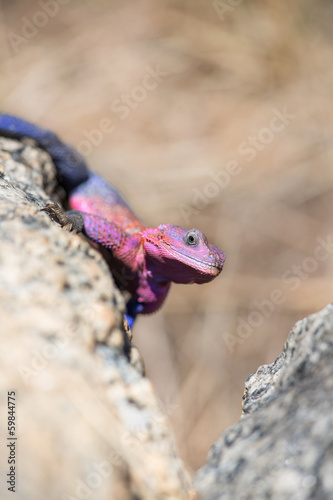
(1, 0), (333, 471)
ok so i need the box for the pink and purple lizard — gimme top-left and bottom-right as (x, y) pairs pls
(0, 114), (225, 327)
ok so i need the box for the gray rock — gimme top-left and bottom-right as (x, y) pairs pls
(0, 137), (189, 500)
(194, 304), (333, 500)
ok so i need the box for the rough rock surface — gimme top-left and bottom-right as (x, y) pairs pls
(0, 137), (189, 500)
(194, 304), (333, 499)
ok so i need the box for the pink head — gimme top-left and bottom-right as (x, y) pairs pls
(142, 224), (225, 284)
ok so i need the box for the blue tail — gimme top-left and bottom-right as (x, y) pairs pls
(0, 114), (90, 192)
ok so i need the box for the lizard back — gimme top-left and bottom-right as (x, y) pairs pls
(69, 173), (145, 234)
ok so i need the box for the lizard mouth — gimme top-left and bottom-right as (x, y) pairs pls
(183, 255), (222, 271)
(167, 246), (225, 276)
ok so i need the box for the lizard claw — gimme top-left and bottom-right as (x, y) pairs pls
(41, 203), (84, 233)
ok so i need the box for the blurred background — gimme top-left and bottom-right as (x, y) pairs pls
(1, 0), (333, 472)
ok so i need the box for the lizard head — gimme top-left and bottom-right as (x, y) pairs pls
(142, 224), (225, 284)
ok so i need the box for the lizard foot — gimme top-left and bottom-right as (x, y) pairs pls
(41, 203), (84, 233)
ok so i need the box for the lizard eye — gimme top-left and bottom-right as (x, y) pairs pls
(185, 230), (200, 246)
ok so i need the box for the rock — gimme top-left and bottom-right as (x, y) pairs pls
(194, 304), (333, 500)
(0, 137), (189, 500)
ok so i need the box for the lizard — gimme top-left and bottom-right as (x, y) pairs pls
(0, 113), (225, 328)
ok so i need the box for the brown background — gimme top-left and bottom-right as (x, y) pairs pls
(1, 0), (333, 472)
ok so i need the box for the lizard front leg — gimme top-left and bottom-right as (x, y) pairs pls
(41, 203), (84, 233)
(43, 202), (140, 260)
(43, 202), (144, 328)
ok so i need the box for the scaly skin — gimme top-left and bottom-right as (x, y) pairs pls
(0, 114), (225, 326)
